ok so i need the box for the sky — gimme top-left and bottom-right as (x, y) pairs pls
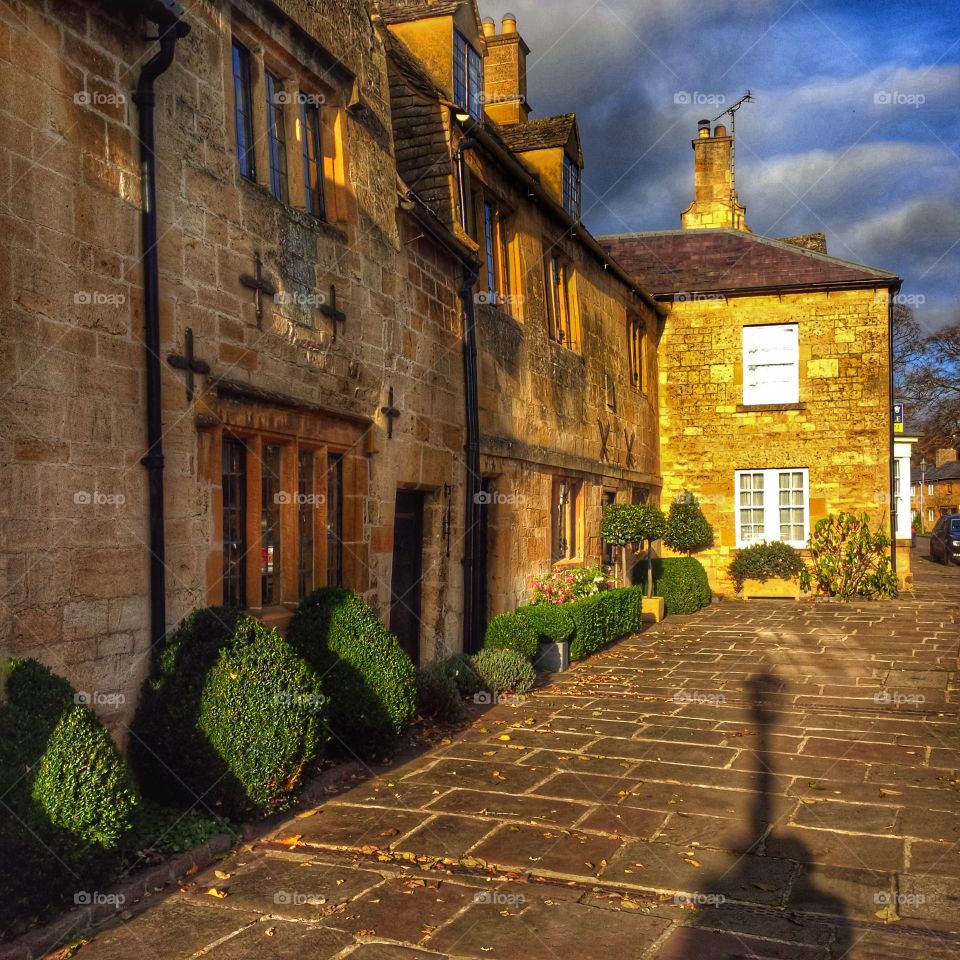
(482, 0), (960, 334)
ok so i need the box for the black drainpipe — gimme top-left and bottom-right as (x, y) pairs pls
(132, 4), (190, 648)
(455, 139), (483, 653)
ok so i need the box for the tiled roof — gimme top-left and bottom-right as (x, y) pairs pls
(597, 229), (899, 297)
(927, 460), (960, 482)
(499, 114), (578, 155)
(378, 1), (463, 24)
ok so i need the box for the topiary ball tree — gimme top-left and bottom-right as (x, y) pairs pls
(663, 491), (714, 557)
(601, 502), (666, 594)
(287, 587), (417, 760)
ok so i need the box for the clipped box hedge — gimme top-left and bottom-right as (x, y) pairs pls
(287, 587), (417, 760)
(0, 658), (138, 926)
(131, 607), (325, 821)
(650, 557), (712, 614)
(567, 586), (644, 660)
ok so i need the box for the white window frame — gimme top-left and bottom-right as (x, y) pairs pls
(735, 468), (810, 548)
(742, 323), (799, 406)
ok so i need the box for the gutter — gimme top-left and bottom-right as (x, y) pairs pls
(648, 277), (903, 301)
(132, 0), (190, 650)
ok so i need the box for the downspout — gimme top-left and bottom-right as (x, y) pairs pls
(887, 283), (900, 577)
(455, 139), (483, 653)
(132, 6), (190, 649)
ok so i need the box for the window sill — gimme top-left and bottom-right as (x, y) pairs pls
(238, 176), (349, 242)
(736, 402), (806, 413)
(552, 558), (585, 569)
(548, 339), (584, 360)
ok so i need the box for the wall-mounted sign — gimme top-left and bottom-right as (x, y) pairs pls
(893, 402), (904, 434)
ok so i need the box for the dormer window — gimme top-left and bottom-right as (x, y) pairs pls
(454, 31), (484, 120)
(563, 153), (581, 219)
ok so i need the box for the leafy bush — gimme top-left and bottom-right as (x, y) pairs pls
(0, 658), (138, 926)
(728, 541), (805, 591)
(651, 557), (712, 614)
(131, 608), (324, 820)
(416, 662), (466, 723)
(439, 653), (484, 698)
(800, 512), (898, 599)
(663, 491), (714, 556)
(472, 648), (536, 695)
(568, 587), (644, 660)
(529, 565), (613, 605)
(517, 603), (575, 643)
(601, 503), (667, 593)
(483, 611), (539, 659)
(126, 802), (231, 856)
(287, 587), (417, 759)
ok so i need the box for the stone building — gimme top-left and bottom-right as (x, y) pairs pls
(1, 0), (661, 731)
(602, 120), (904, 593)
(911, 448), (960, 527)
(375, 2), (663, 624)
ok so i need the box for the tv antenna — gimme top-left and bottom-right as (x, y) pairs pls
(714, 91), (754, 225)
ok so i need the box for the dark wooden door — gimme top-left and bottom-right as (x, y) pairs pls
(390, 490), (425, 664)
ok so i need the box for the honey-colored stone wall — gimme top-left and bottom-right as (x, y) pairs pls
(658, 289), (893, 594)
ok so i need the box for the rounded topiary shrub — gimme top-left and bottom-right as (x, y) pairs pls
(516, 603), (575, 643)
(472, 648), (536, 695)
(287, 587), (417, 760)
(131, 608), (325, 821)
(651, 557), (712, 614)
(0, 658), (138, 926)
(416, 662), (466, 723)
(440, 652), (484, 698)
(483, 612), (539, 659)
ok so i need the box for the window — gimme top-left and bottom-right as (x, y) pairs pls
(551, 477), (583, 562)
(927, 508), (934, 523)
(301, 99), (326, 219)
(742, 324), (799, 405)
(263, 71), (289, 202)
(327, 452), (344, 587)
(602, 490), (617, 566)
(928, 483), (934, 495)
(544, 249), (579, 350)
(910, 484), (916, 498)
(735, 468), (809, 547)
(481, 200), (512, 306)
(232, 40), (256, 180)
(298, 451), (315, 597)
(261, 444), (282, 605)
(453, 31), (484, 120)
(222, 439), (247, 609)
(562, 153), (581, 220)
(604, 373), (616, 412)
(628, 315), (645, 390)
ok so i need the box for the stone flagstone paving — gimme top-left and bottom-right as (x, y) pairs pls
(71, 553), (959, 959)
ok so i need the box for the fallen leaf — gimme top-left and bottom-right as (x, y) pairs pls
(214, 869), (232, 880)
(295, 809), (318, 819)
(498, 734), (511, 742)
(206, 887), (229, 899)
(875, 904), (901, 923)
(683, 859), (702, 868)
(264, 927), (276, 937)
(277, 834), (303, 846)
(879, 788), (903, 797)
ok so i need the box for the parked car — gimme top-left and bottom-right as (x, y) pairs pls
(929, 514), (960, 565)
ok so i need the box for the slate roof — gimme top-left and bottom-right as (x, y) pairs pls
(378, 1), (463, 24)
(597, 229), (899, 298)
(927, 460), (960, 482)
(499, 114), (581, 162)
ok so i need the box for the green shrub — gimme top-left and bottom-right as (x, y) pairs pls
(472, 648), (536, 695)
(0, 658), (138, 925)
(601, 503), (667, 593)
(132, 608), (324, 820)
(439, 653), (484, 698)
(729, 541), (805, 590)
(516, 603), (575, 643)
(568, 587), (644, 660)
(651, 557), (712, 614)
(800, 512), (898, 599)
(663, 491), (714, 556)
(483, 611), (539, 659)
(416, 662), (466, 723)
(287, 587), (417, 759)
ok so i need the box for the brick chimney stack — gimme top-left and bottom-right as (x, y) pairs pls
(482, 13), (530, 126)
(680, 121), (749, 231)
(935, 447), (959, 467)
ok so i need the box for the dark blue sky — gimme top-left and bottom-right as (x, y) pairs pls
(484, 0), (959, 333)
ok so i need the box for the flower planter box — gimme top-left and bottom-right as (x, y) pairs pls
(534, 639), (569, 673)
(641, 596), (665, 622)
(741, 577), (801, 600)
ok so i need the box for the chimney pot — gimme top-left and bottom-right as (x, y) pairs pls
(714, 124), (727, 138)
(697, 119), (710, 138)
(482, 16), (496, 37)
(502, 12), (517, 33)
